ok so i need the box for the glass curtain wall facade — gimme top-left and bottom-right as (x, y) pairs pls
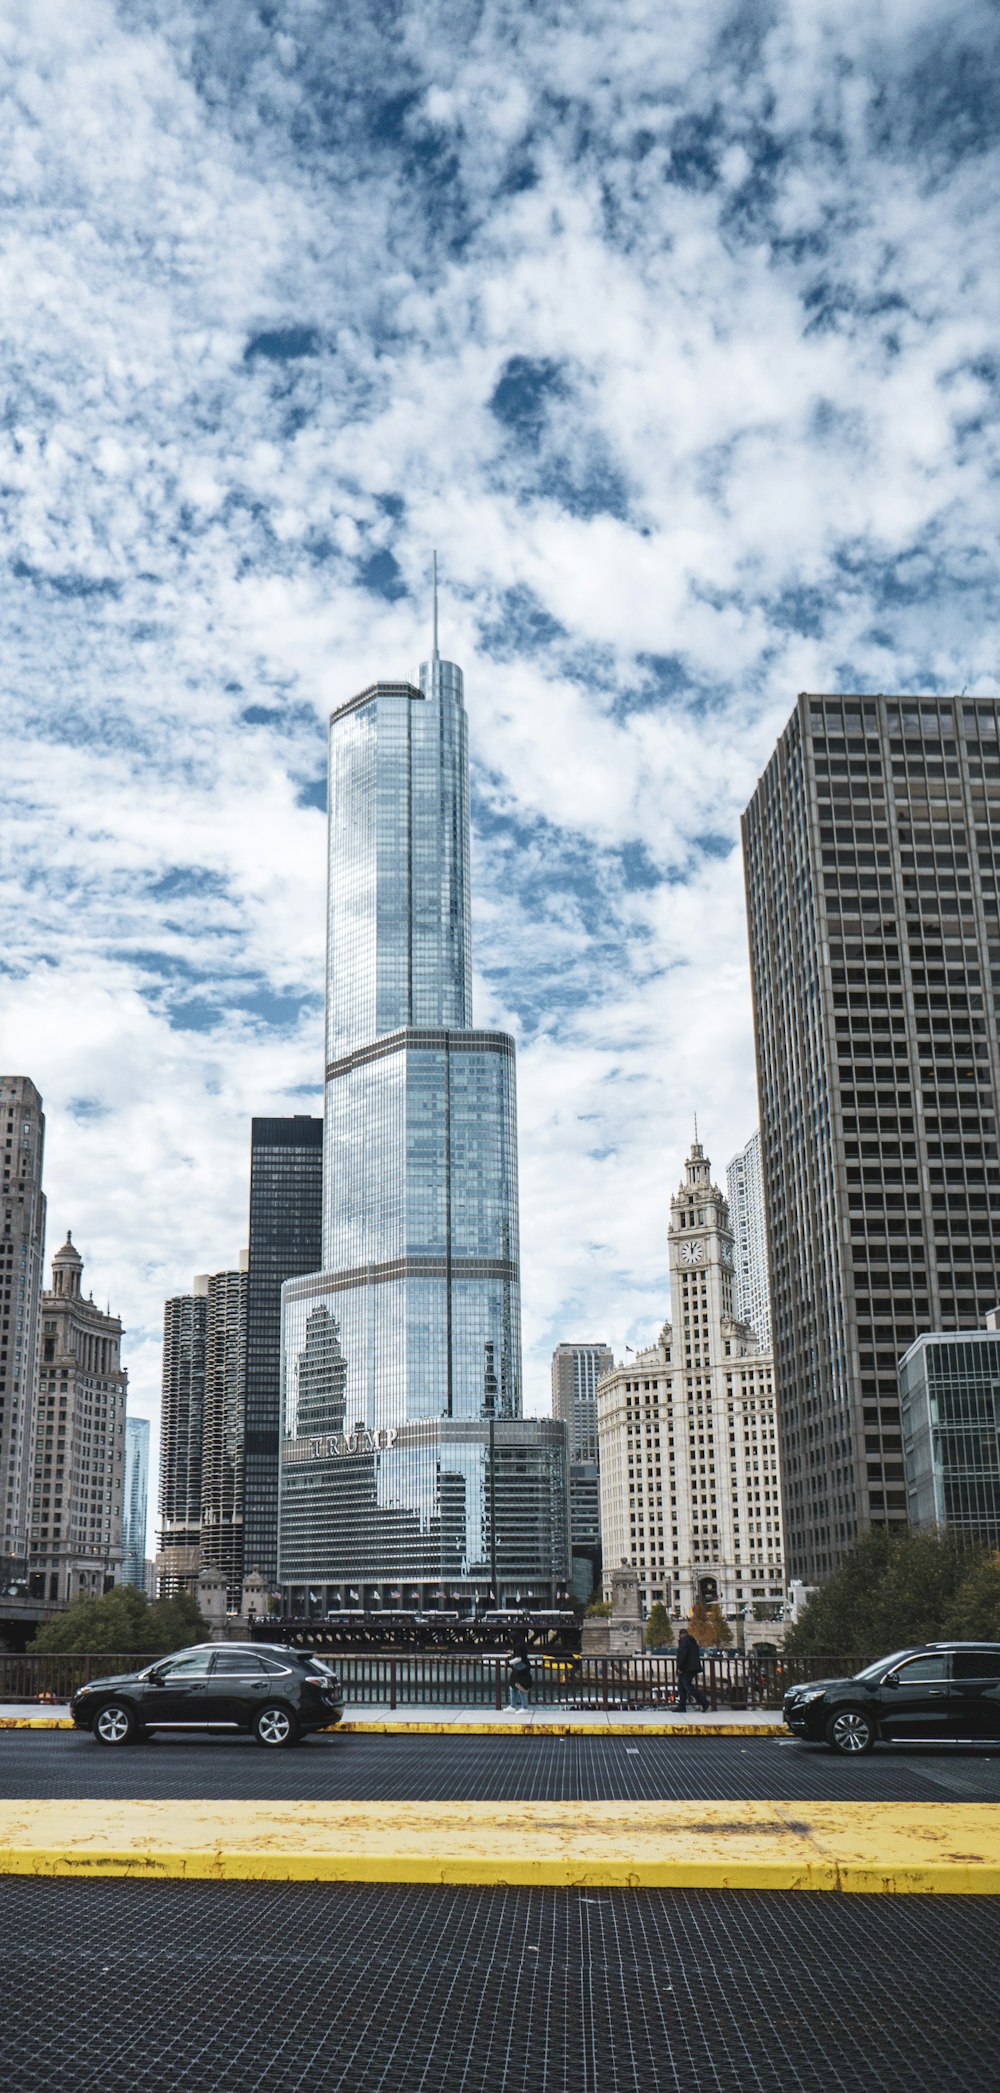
(122, 1416), (150, 1589)
(278, 650), (546, 1607)
(726, 1132), (772, 1348)
(243, 1117), (323, 1589)
(743, 693), (1000, 1583)
(900, 1332), (1000, 1544)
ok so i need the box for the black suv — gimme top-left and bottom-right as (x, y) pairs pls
(70, 1643), (344, 1747)
(783, 1642), (1000, 1753)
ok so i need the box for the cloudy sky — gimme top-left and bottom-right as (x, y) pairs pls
(1, 0), (998, 1519)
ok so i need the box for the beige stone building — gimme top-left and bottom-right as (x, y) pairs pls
(597, 1139), (785, 1621)
(30, 1234), (127, 1601)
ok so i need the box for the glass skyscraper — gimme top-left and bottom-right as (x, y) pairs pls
(278, 637), (566, 1610)
(122, 1415), (150, 1590)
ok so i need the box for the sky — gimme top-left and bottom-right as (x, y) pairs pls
(1, 0), (999, 1531)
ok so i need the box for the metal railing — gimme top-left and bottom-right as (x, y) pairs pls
(0, 1652), (162, 1703)
(0, 1647), (857, 1710)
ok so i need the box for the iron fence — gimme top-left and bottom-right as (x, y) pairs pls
(0, 1647), (856, 1711)
(0, 1651), (162, 1703)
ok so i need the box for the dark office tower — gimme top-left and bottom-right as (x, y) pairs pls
(242, 1118), (323, 1589)
(743, 692), (1000, 1584)
(199, 1261), (248, 1609)
(0, 1077), (46, 1575)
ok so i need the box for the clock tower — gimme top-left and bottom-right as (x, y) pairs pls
(669, 1137), (737, 1330)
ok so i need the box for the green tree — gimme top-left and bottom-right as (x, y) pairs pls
(783, 1527), (980, 1663)
(705, 1602), (733, 1648)
(585, 1597), (611, 1618)
(31, 1585), (207, 1655)
(644, 1603), (674, 1649)
(782, 1529), (895, 1660)
(945, 1549), (1000, 1640)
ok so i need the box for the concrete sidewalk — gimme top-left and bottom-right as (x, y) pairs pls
(0, 1701), (785, 1737)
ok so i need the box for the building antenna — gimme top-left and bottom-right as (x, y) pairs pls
(432, 550), (440, 662)
(693, 1110), (698, 1144)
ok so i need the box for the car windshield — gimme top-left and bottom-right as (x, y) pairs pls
(300, 1657), (337, 1679)
(852, 1650), (915, 1683)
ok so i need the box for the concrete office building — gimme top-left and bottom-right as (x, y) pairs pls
(726, 1132), (772, 1349)
(551, 1343), (611, 1603)
(121, 1415), (150, 1590)
(900, 1325), (1000, 1545)
(157, 1259), (246, 1601)
(278, 608), (568, 1610)
(551, 1342), (612, 1462)
(743, 693), (1000, 1582)
(157, 1285), (207, 1596)
(198, 1258), (248, 1609)
(0, 1077), (47, 1577)
(30, 1235), (127, 1601)
(243, 1116), (323, 1591)
(597, 1139), (784, 1619)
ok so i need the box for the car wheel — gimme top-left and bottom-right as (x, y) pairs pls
(92, 1701), (138, 1747)
(254, 1704), (298, 1748)
(825, 1706), (876, 1755)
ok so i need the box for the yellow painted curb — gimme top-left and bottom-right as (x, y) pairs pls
(0, 1714), (784, 1738)
(336, 1719), (785, 1737)
(0, 1799), (998, 1892)
(0, 1716), (74, 1730)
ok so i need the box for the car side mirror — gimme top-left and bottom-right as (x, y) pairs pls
(883, 1672), (899, 1690)
(147, 1666), (167, 1685)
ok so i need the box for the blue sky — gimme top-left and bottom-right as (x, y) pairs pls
(1, 0), (999, 1516)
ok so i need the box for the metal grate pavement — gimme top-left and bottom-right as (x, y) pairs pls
(0, 1878), (996, 2092)
(2, 1729), (999, 1804)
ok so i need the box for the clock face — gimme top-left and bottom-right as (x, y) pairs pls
(721, 1239), (734, 1267)
(680, 1239), (704, 1265)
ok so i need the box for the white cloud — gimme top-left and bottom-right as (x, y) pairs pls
(0, 0), (998, 1517)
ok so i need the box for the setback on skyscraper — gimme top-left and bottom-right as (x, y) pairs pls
(276, 627), (570, 1614)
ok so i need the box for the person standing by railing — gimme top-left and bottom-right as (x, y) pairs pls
(507, 1645), (532, 1710)
(675, 1625), (709, 1715)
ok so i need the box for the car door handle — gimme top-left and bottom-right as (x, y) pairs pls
(928, 1688), (947, 1697)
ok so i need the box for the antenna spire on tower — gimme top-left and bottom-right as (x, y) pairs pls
(432, 550), (440, 662)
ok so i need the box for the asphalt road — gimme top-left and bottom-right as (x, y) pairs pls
(2, 1727), (1000, 1802)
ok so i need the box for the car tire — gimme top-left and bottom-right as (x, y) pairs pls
(254, 1704), (299, 1748)
(92, 1700), (138, 1747)
(825, 1706), (877, 1755)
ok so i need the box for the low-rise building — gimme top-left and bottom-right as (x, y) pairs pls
(598, 1138), (785, 1619)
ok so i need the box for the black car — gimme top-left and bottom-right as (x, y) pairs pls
(783, 1641), (1000, 1753)
(70, 1643), (344, 1747)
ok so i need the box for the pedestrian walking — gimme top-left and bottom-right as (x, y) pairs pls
(507, 1646), (533, 1710)
(675, 1625), (709, 1714)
